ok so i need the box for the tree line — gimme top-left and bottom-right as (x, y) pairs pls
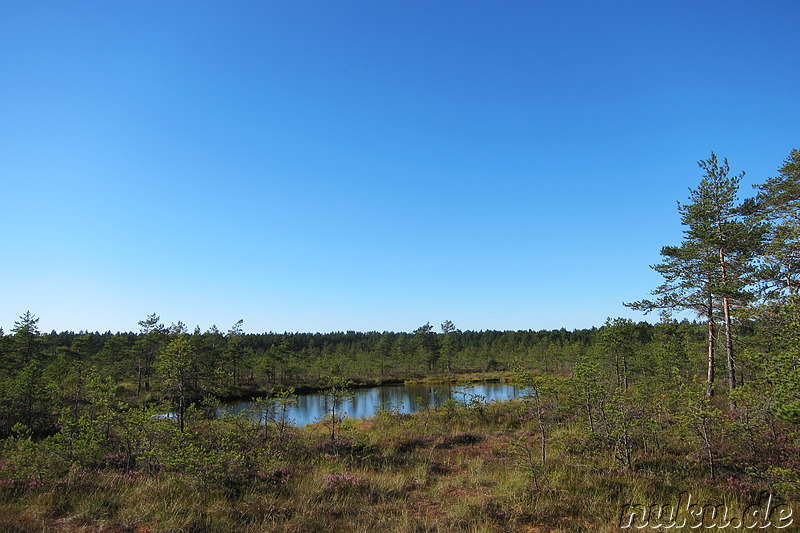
(1, 148), (799, 437)
(0, 308), (703, 436)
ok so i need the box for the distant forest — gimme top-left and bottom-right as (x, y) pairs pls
(2, 149), (800, 439)
(1, 308), (717, 435)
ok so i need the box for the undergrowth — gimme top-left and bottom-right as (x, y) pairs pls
(1, 387), (798, 532)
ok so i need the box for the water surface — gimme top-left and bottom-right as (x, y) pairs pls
(220, 382), (526, 427)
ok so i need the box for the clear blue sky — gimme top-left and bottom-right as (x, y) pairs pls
(1, 1), (798, 334)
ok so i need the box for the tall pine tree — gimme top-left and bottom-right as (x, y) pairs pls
(628, 153), (764, 395)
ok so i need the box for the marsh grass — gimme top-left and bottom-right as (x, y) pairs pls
(0, 395), (796, 532)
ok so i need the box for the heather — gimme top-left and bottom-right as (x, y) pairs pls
(1, 365), (798, 532)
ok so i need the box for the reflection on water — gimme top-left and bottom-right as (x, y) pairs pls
(220, 382), (527, 427)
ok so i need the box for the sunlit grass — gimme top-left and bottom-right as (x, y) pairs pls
(0, 393), (797, 532)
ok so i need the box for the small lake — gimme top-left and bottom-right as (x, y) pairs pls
(219, 382), (527, 427)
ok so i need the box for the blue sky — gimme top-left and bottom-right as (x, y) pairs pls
(1, 1), (798, 334)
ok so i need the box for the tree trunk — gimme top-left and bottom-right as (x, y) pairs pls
(718, 246), (736, 393)
(706, 293), (715, 398)
(622, 354), (629, 392)
(722, 296), (736, 393)
(179, 393), (185, 433)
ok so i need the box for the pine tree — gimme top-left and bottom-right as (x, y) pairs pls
(627, 154), (764, 395)
(10, 311), (43, 368)
(133, 314), (166, 395)
(155, 322), (199, 432)
(754, 149), (800, 299)
(753, 149), (800, 421)
(440, 320), (458, 372)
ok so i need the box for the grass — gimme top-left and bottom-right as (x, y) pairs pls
(1, 393), (798, 532)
